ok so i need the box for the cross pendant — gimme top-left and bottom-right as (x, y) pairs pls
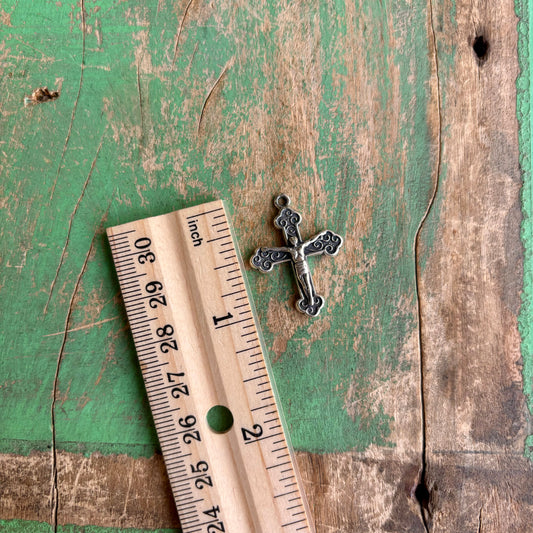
(250, 194), (343, 317)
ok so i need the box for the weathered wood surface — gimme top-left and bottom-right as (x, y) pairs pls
(0, 0), (531, 532)
(419, 1), (533, 531)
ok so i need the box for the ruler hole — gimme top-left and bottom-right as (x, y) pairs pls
(206, 405), (234, 434)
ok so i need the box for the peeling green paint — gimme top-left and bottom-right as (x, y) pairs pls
(516, 0), (533, 460)
(1, 0), (439, 461)
(0, 520), (177, 533)
(260, 0), (438, 452)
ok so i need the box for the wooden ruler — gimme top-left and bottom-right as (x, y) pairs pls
(107, 200), (315, 533)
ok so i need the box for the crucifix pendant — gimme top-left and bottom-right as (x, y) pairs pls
(250, 194), (343, 317)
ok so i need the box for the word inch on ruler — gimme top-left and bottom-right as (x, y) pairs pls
(107, 200), (315, 533)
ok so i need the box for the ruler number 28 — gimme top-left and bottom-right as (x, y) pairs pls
(156, 324), (178, 353)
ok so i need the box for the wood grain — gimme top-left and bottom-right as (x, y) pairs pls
(0, 0), (531, 531)
(418, 0), (533, 531)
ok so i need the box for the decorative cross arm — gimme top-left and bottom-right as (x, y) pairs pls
(250, 194), (343, 317)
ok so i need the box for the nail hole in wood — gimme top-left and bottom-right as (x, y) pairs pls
(473, 35), (489, 64)
(415, 481), (430, 510)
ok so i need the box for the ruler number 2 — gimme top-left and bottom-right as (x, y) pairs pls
(241, 424), (263, 442)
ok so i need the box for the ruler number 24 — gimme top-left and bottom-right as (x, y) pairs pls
(203, 505), (225, 532)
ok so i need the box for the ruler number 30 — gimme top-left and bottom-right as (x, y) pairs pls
(135, 237), (156, 264)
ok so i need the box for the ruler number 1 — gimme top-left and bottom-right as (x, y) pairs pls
(212, 312), (233, 326)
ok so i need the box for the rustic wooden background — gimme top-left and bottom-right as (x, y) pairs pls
(1, 0), (532, 531)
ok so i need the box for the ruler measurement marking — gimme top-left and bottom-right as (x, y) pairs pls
(215, 317), (253, 329)
(282, 519), (307, 527)
(150, 404), (175, 415)
(214, 261), (237, 270)
(126, 306), (150, 316)
(118, 272), (147, 282)
(155, 421), (176, 431)
(267, 461), (292, 470)
(244, 431), (283, 445)
(186, 207), (223, 219)
(108, 229), (136, 238)
(130, 317), (157, 329)
(122, 288), (142, 297)
(275, 490), (299, 499)
(236, 345), (259, 354)
(114, 255), (135, 264)
(132, 332), (151, 342)
(115, 263), (135, 272)
(110, 242), (129, 250)
(243, 373), (268, 383)
(251, 403), (275, 412)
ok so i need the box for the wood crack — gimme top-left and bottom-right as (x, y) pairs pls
(49, 0), (87, 201)
(477, 506), (483, 533)
(413, 0), (444, 531)
(197, 58), (233, 136)
(44, 129), (106, 314)
(136, 60), (144, 154)
(171, 0), (196, 69)
(49, 203), (111, 531)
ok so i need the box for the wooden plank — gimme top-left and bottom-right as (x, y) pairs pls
(0, 0), (531, 531)
(417, 0), (533, 531)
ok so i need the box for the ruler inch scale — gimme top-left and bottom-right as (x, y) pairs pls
(107, 200), (314, 533)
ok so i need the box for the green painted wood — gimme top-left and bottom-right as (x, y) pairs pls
(517, 0), (533, 460)
(0, 519), (175, 533)
(0, 0), (436, 458)
(3, 0), (532, 530)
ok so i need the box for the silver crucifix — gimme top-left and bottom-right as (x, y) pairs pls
(250, 194), (343, 317)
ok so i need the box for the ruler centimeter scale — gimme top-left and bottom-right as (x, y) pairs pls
(107, 200), (315, 533)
